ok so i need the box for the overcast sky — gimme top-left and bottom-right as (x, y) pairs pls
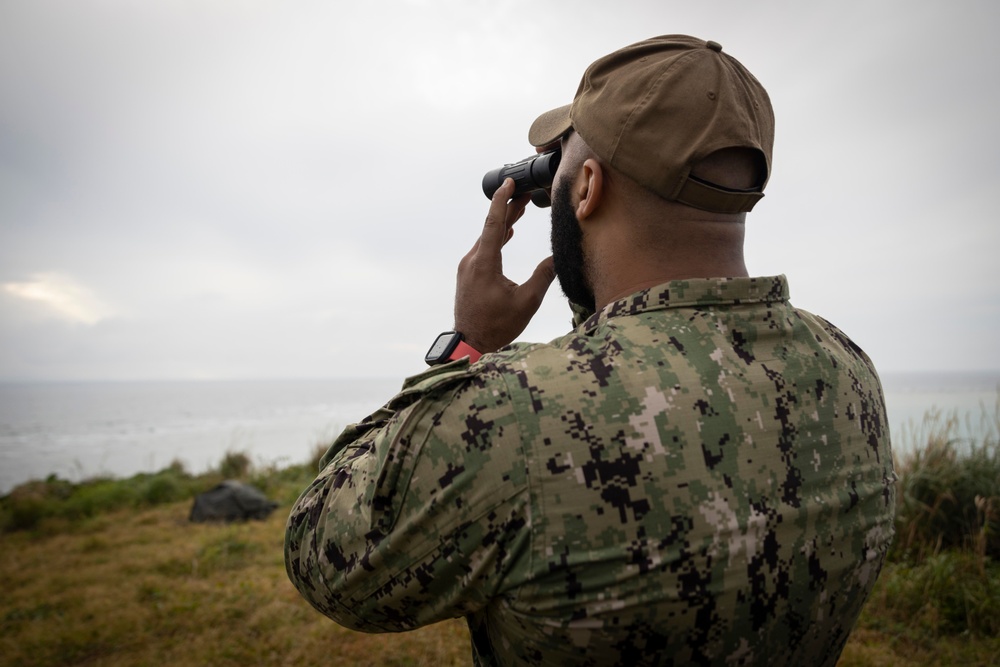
(1, 0), (998, 382)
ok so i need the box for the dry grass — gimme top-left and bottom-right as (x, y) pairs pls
(3, 499), (997, 667)
(0, 503), (469, 667)
(2, 400), (998, 666)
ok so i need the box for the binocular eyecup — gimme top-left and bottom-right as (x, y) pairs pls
(482, 149), (561, 208)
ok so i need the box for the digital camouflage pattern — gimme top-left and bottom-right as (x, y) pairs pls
(285, 275), (895, 666)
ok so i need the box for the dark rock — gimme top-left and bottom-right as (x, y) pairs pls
(189, 480), (278, 522)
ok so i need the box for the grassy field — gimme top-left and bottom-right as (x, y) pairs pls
(0, 454), (473, 667)
(0, 504), (470, 666)
(2, 406), (998, 666)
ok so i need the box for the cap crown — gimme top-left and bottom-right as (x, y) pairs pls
(530, 35), (774, 213)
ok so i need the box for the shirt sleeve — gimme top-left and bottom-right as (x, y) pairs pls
(284, 360), (531, 633)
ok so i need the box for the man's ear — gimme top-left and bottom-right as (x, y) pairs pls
(575, 158), (604, 221)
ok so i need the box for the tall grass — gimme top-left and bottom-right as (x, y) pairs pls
(3, 406), (999, 665)
(856, 397), (1000, 648)
(892, 402), (1000, 561)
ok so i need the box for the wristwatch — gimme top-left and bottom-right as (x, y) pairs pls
(424, 331), (482, 366)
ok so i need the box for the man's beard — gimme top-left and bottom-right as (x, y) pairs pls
(550, 179), (596, 313)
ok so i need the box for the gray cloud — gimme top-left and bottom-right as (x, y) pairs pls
(1, 0), (998, 380)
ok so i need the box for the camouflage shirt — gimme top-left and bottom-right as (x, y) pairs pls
(285, 275), (895, 666)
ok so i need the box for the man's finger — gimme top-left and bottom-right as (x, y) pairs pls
(516, 256), (556, 310)
(478, 178), (517, 258)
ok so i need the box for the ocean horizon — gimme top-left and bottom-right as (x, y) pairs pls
(1, 370), (997, 496)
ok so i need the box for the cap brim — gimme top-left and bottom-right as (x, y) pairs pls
(528, 104), (573, 147)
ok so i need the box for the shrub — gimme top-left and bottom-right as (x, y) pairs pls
(864, 551), (1000, 637)
(64, 478), (140, 519)
(0, 477), (75, 531)
(0, 464), (202, 533)
(218, 450), (252, 479)
(138, 472), (186, 505)
(893, 406), (1000, 561)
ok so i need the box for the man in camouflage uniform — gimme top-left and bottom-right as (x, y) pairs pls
(285, 35), (895, 666)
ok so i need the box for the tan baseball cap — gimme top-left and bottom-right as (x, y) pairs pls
(529, 35), (774, 214)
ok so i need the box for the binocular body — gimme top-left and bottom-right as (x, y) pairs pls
(482, 149), (561, 208)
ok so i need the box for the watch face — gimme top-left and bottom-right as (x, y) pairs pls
(425, 332), (460, 364)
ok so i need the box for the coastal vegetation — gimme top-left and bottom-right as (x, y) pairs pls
(1, 405), (998, 666)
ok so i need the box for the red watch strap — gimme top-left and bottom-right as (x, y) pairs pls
(449, 339), (482, 363)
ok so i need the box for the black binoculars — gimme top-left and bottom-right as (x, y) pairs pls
(482, 149), (561, 208)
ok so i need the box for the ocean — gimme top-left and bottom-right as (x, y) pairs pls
(0, 378), (400, 496)
(1, 372), (997, 496)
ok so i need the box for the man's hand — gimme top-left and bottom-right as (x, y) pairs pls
(454, 178), (556, 355)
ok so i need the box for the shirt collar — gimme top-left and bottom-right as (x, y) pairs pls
(579, 275), (790, 334)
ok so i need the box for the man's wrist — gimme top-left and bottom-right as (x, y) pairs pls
(457, 334), (489, 356)
(451, 339), (482, 363)
(424, 331), (482, 366)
